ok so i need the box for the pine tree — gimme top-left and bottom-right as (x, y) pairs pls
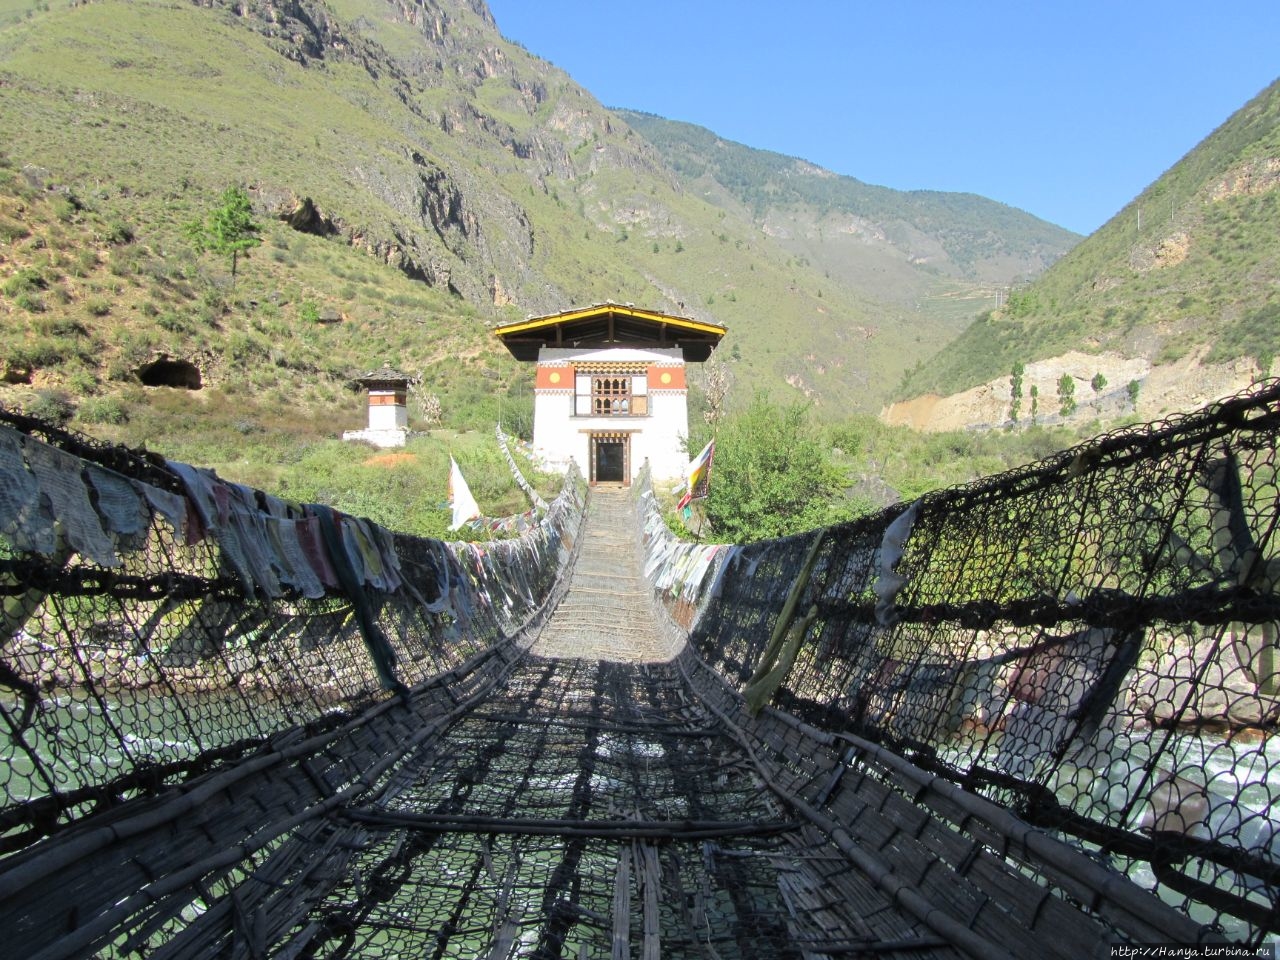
(1057, 374), (1077, 417)
(185, 186), (261, 280)
(1009, 362), (1024, 422)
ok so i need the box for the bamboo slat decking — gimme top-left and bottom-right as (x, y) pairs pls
(209, 489), (1200, 958)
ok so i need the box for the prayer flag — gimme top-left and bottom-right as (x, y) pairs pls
(448, 456), (482, 530)
(677, 439), (715, 511)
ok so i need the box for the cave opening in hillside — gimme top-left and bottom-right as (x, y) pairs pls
(138, 358), (202, 390)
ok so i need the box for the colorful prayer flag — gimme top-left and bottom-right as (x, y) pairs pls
(677, 439), (715, 511)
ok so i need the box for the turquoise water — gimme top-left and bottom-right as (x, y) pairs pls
(941, 725), (1280, 941)
(0, 688), (284, 810)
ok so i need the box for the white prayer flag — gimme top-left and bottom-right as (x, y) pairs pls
(448, 456), (482, 530)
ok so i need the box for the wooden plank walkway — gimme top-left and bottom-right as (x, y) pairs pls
(0, 487), (1212, 959)
(289, 488), (1195, 958)
(299, 491), (973, 958)
(530, 488), (680, 663)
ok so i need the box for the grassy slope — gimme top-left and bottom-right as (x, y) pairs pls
(617, 109), (1079, 344)
(0, 142), (1101, 533)
(897, 78), (1280, 399)
(0, 156), (552, 535)
(0, 0), (1043, 419)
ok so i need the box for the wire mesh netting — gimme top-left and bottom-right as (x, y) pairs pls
(1, 380), (1280, 957)
(0, 406), (586, 957)
(687, 380), (1280, 947)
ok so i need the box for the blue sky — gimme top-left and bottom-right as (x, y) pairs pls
(484, 2), (1279, 236)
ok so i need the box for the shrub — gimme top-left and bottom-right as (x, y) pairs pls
(227, 331), (269, 363)
(52, 195), (80, 223)
(7, 338), (66, 369)
(108, 243), (144, 276)
(199, 285), (226, 314)
(34, 315), (87, 338)
(105, 358), (139, 383)
(156, 311), (192, 333)
(2, 267), (47, 296)
(686, 393), (848, 542)
(26, 388), (75, 425)
(102, 218), (135, 245)
(64, 367), (99, 395)
(78, 395), (128, 425)
(1005, 289), (1039, 318)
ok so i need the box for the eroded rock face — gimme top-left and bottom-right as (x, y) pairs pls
(1129, 231), (1191, 272)
(281, 196), (338, 237)
(176, 0), (620, 310)
(1209, 157), (1280, 202)
(882, 350), (1264, 433)
(417, 160), (479, 246)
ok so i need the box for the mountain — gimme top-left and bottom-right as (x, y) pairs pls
(889, 77), (1280, 430)
(0, 0), (1079, 449)
(616, 110), (1076, 309)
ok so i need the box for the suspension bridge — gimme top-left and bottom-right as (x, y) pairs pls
(2, 384), (1279, 958)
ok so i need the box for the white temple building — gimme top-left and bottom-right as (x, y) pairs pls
(494, 304), (726, 485)
(342, 367), (416, 449)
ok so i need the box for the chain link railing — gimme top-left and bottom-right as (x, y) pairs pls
(689, 379), (1280, 944)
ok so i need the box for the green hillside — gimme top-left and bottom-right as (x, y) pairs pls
(897, 77), (1280, 400)
(0, 0), (1074, 432)
(0, 152), (551, 531)
(617, 109), (1080, 365)
(617, 109), (1077, 285)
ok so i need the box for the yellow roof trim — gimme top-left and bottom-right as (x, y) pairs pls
(493, 304), (726, 339)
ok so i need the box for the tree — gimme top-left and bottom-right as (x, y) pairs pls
(701, 360), (730, 427)
(185, 185), (261, 280)
(1057, 374), (1077, 417)
(686, 394), (848, 543)
(1090, 371), (1108, 414)
(1009, 362), (1024, 423)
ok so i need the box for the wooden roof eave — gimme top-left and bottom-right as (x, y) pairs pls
(494, 307), (725, 363)
(493, 306), (726, 343)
